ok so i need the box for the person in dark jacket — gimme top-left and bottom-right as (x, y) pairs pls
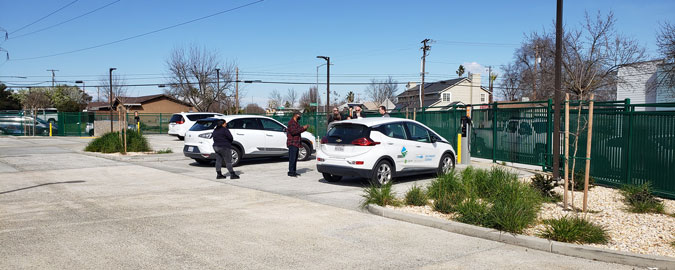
(212, 119), (239, 179)
(287, 111), (308, 177)
(348, 105), (365, 119)
(327, 107), (342, 125)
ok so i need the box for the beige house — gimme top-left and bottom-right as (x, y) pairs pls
(86, 94), (195, 113)
(396, 73), (491, 111)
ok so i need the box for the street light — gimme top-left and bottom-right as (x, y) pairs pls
(316, 56), (330, 113)
(109, 68), (116, 132)
(75, 80), (86, 99)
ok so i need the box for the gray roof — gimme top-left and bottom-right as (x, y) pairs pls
(397, 78), (466, 98)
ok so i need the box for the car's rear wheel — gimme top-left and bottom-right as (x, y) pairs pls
(437, 153), (455, 176)
(194, 158), (211, 165)
(371, 160), (393, 186)
(298, 142), (311, 161)
(231, 147), (242, 167)
(322, 173), (342, 182)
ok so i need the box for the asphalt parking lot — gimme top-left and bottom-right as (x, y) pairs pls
(0, 135), (636, 269)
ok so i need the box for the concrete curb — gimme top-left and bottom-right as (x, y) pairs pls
(366, 204), (675, 269)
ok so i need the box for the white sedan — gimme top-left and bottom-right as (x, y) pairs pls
(316, 118), (456, 185)
(183, 115), (316, 166)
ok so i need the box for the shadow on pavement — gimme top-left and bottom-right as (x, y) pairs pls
(0, 180), (86, 195)
(318, 173), (438, 188)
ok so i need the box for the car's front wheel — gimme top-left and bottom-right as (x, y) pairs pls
(437, 153), (455, 176)
(298, 142), (311, 161)
(322, 173), (342, 182)
(371, 160), (393, 186)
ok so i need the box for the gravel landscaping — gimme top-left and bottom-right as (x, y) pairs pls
(387, 175), (675, 258)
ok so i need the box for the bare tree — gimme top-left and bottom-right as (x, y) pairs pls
(499, 63), (525, 101)
(285, 88), (298, 108)
(656, 21), (675, 95)
(366, 76), (399, 105)
(244, 103), (265, 114)
(98, 74), (127, 103)
(268, 89), (283, 109)
(20, 88), (51, 135)
(299, 86), (321, 112)
(165, 46), (235, 112)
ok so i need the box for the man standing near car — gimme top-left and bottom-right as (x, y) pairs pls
(379, 106), (390, 117)
(327, 107), (342, 125)
(348, 105), (365, 119)
(287, 111), (308, 177)
(212, 119), (239, 179)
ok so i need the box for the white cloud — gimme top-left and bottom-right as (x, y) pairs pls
(462, 61), (486, 75)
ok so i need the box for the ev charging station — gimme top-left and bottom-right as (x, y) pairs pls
(458, 107), (472, 165)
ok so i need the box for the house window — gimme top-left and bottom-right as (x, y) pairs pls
(481, 94), (486, 102)
(442, 93), (452, 102)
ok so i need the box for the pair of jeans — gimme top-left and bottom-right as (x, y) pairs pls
(288, 145), (298, 174)
(213, 146), (235, 175)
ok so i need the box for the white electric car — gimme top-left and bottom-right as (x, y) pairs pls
(168, 112), (224, 140)
(183, 115), (316, 166)
(316, 118), (456, 185)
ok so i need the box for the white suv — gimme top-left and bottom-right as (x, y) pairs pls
(168, 112), (224, 140)
(183, 115), (316, 166)
(316, 118), (456, 185)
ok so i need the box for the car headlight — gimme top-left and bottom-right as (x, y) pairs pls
(198, 133), (213, 139)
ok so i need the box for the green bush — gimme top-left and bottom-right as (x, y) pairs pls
(427, 170), (463, 201)
(530, 173), (561, 201)
(620, 182), (665, 214)
(567, 170), (594, 191)
(404, 185), (428, 206)
(156, 148), (173, 154)
(489, 180), (542, 233)
(455, 197), (492, 227)
(361, 181), (400, 208)
(432, 195), (455, 214)
(84, 130), (151, 153)
(538, 216), (609, 244)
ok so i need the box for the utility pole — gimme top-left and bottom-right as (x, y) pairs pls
(533, 44), (539, 100)
(236, 67), (239, 114)
(552, 0), (563, 182)
(317, 56), (330, 113)
(488, 66), (493, 103)
(216, 68), (220, 112)
(420, 39), (431, 108)
(46, 69), (58, 88)
(109, 68), (116, 133)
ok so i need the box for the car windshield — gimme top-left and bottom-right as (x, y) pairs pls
(325, 124), (370, 144)
(190, 120), (219, 131)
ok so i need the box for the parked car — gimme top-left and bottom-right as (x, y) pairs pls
(168, 112), (223, 140)
(183, 115), (316, 166)
(0, 115), (58, 135)
(473, 118), (548, 158)
(36, 108), (59, 126)
(316, 118), (456, 185)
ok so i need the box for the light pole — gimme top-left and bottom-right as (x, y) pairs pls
(109, 68), (116, 132)
(75, 80), (85, 96)
(316, 56), (330, 113)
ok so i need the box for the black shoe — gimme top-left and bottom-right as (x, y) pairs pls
(217, 174), (226, 179)
(230, 173), (240, 179)
(288, 172), (300, 177)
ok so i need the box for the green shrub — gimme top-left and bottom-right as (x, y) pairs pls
(489, 180), (542, 233)
(432, 195), (455, 214)
(404, 185), (428, 206)
(530, 173), (561, 201)
(567, 170), (594, 191)
(620, 182), (665, 214)
(538, 216), (609, 244)
(156, 148), (173, 154)
(361, 181), (400, 208)
(455, 197), (492, 227)
(427, 170), (463, 201)
(84, 130), (151, 153)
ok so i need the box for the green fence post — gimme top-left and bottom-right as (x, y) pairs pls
(624, 99), (633, 185)
(78, 112), (82, 137)
(492, 102), (497, 163)
(546, 99), (553, 171)
(159, 113), (162, 134)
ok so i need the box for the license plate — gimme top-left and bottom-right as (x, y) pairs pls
(335, 145), (344, 152)
(188, 146), (194, 152)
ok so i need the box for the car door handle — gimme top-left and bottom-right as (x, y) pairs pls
(266, 134), (273, 137)
(387, 143), (394, 145)
(236, 133), (244, 135)
(416, 146), (421, 148)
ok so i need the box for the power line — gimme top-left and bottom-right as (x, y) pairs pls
(435, 40), (519, 47)
(10, 0), (265, 61)
(9, 0), (121, 40)
(10, 0), (79, 34)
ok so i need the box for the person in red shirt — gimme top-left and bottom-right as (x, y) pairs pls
(287, 111), (308, 177)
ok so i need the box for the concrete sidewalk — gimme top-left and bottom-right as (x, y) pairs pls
(0, 136), (634, 269)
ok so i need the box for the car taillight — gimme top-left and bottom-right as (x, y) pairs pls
(351, 137), (380, 146)
(176, 120), (184, 124)
(317, 157), (325, 162)
(320, 137), (328, 144)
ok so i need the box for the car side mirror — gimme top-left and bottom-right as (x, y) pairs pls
(430, 136), (437, 143)
(283, 127), (287, 132)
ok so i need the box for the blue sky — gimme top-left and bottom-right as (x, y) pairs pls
(0, 0), (673, 106)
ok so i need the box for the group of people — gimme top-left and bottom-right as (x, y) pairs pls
(327, 105), (390, 125)
(210, 105), (391, 180)
(210, 111), (308, 179)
